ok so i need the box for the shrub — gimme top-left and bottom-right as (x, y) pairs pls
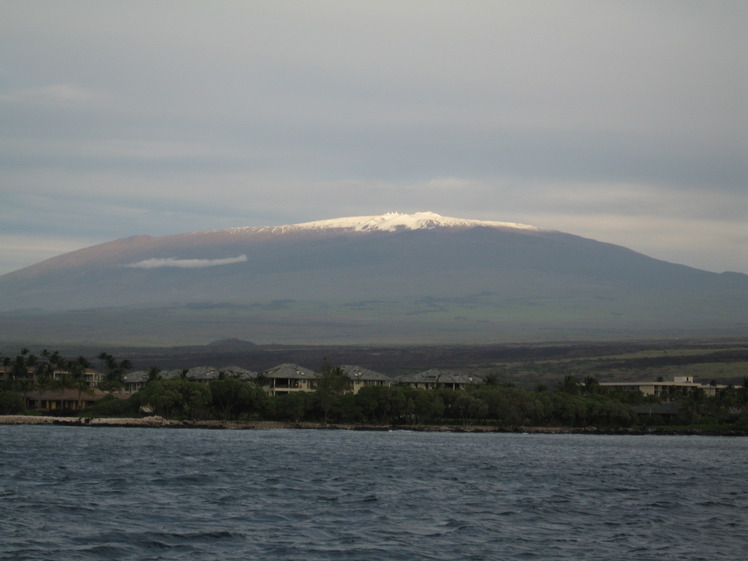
(0, 391), (25, 415)
(79, 394), (137, 417)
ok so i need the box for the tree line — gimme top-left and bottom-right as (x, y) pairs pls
(0, 348), (133, 414)
(0, 349), (131, 390)
(2, 348), (748, 429)
(78, 373), (748, 430)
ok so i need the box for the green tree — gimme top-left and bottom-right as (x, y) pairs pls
(475, 386), (524, 425)
(330, 393), (360, 423)
(316, 360), (352, 423)
(452, 393), (488, 425)
(67, 356), (92, 410)
(209, 378), (267, 421)
(682, 387), (706, 424)
(80, 394), (137, 417)
(355, 386), (394, 424)
(0, 391), (25, 414)
(252, 372), (270, 389)
(272, 392), (312, 422)
(97, 352), (133, 389)
(558, 375), (580, 395)
(136, 379), (211, 420)
(582, 376), (600, 394)
(411, 389), (444, 424)
(147, 366), (161, 382)
(483, 373), (500, 386)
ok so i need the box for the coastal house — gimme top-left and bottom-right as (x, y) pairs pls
(185, 366), (221, 384)
(23, 388), (109, 412)
(218, 366), (258, 381)
(264, 364), (317, 395)
(0, 366), (105, 388)
(123, 371), (149, 393)
(339, 365), (392, 394)
(185, 365), (259, 383)
(600, 376), (730, 400)
(122, 366), (260, 393)
(157, 369), (184, 380)
(77, 369), (105, 387)
(399, 369), (481, 390)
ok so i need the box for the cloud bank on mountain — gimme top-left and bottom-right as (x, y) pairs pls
(125, 255), (247, 269)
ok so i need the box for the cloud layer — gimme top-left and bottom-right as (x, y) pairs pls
(1, 1), (745, 274)
(125, 255), (247, 270)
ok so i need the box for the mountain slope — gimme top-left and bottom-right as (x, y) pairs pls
(0, 212), (745, 345)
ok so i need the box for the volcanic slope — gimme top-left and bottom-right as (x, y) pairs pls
(0, 212), (745, 345)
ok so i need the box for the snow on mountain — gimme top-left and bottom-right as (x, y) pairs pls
(220, 212), (541, 235)
(293, 211), (541, 232)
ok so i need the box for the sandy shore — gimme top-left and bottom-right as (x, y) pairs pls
(0, 415), (587, 431)
(1, 415), (746, 435)
(0, 415), (288, 429)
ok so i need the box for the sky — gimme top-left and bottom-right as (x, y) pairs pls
(1, 0), (746, 275)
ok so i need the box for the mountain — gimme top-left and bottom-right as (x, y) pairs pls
(0, 212), (745, 346)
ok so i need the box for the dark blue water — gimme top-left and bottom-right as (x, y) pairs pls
(1, 426), (746, 560)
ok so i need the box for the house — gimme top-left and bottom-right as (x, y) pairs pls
(185, 366), (221, 383)
(24, 388), (109, 412)
(1, 365), (105, 388)
(339, 365), (392, 394)
(122, 366), (260, 393)
(158, 369), (184, 380)
(219, 366), (258, 381)
(600, 376), (731, 400)
(264, 364), (317, 395)
(400, 369), (481, 390)
(185, 365), (259, 383)
(81, 369), (105, 387)
(123, 371), (150, 393)
(46, 368), (105, 388)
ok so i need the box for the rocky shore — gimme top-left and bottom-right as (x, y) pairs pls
(1, 415), (746, 435)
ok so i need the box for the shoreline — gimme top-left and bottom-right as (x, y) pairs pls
(1, 415), (746, 436)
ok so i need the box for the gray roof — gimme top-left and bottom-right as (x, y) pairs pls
(128, 367), (259, 383)
(123, 370), (149, 383)
(400, 369), (481, 385)
(186, 366), (220, 381)
(219, 365), (258, 380)
(340, 365), (392, 382)
(265, 363), (317, 379)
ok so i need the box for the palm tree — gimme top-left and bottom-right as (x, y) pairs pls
(98, 352), (131, 389)
(68, 356), (93, 410)
(147, 366), (161, 382)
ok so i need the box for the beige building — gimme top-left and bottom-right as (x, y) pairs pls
(400, 369), (481, 390)
(261, 363), (393, 396)
(0, 366), (104, 388)
(24, 388), (108, 411)
(122, 370), (149, 393)
(339, 365), (392, 394)
(264, 364), (318, 395)
(600, 376), (729, 400)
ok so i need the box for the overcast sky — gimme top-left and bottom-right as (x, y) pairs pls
(1, 1), (746, 275)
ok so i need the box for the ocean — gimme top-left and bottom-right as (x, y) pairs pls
(1, 426), (746, 560)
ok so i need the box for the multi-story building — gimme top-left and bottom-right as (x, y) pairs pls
(600, 376), (730, 400)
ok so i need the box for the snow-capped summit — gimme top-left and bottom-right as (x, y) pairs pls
(0, 208), (744, 346)
(292, 211), (540, 232)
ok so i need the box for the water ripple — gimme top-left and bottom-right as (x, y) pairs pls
(1, 427), (746, 560)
